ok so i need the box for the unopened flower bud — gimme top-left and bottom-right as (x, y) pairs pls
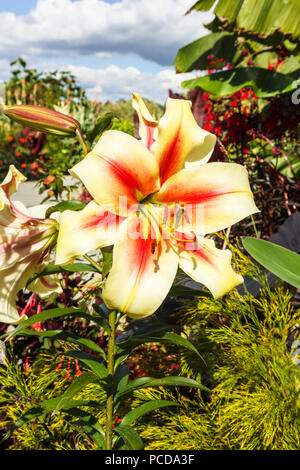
(3, 104), (81, 137)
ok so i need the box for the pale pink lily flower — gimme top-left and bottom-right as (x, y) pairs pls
(0, 165), (60, 324)
(55, 94), (259, 319)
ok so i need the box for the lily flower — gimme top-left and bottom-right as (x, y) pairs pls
(0, 165), (59, 324)
(56, 95), (259, 318)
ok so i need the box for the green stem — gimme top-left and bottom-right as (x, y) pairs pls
(105, 310), (117, 450)
(83, 254), (102, 273)
(76, 128), (89, 155)
(251, 215), (259, 238)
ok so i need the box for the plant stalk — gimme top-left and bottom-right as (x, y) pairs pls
(105, 310), (117, 450)
(76, 128), (89, 155)
(83, 254), (102, 273)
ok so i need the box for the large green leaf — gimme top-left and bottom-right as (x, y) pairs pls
(4, 307), (102, 340)
(50, 372), (100, 414)
(114, 424), (144, 450)
(65, 409), (105, 449)
(86, 112), (115, 145)
(173, 32), (238, 73)
(267, 155), (300, 178)
(182, 67), (300, 97)
(20, 329), (106, 359)
(116, 331), (203, 363)
(64, 350), (108, 381)
(242, 237), (300, 288)
(113, 364), (130, 395)
(26, 262), (99, 288)
(187, 0), (300, 38)
(116, 376), (209, 400)
(121, 399), (178, 427)
(45, 200), (86, 218)
(40, 396), (102, 413)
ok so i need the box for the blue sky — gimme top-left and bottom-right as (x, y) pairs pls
(1, 0), (121, 14)
(0, 0), (213, 103)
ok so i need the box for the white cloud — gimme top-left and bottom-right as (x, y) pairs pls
(66, 63), (196, 103)
(0, 0), (213, 65)
(0, 53), (197, 104)
(0, 1), (212, 103)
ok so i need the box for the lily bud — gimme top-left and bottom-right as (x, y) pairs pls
(3, 104), (81, 136)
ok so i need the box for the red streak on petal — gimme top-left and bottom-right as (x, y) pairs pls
(82, 211), (123, 230)
(159, 128), (183, 184)
(132, 237), (152, 285)
(179, 189), (242, 205)
(160, 187), (245, 205)
(146, 127), (155, 149)
(101, 155), (141, 197)
(175, 231), (215, 267)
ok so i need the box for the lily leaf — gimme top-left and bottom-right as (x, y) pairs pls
(4, 307), (102, 340)
(116, 375), (209, 400)
(5, 398), (103, 441)
(113, 364), (130, 395)
(64, 409), (105, 449)
(45, 200), (86, 218)
(187, 0), (300, 38)
(114, 424), (144, 450)
(49, 372), (100, 415)
(242, 237), (300, 288)
(121, 399), (179, 427)
(182, 67), (300, 98)
(20, 329), (106, 359)
(116, 331), (203, 361)
(86, 112), (115, 145)
(26, 262), (99, 288)
(173, 32), (238, 73)
(64, 350), (108, 381)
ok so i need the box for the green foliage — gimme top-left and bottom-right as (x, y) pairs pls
(187, 0), (300, 38)
(243, 237), (300, 288)
(100, 98), (164, 122)
(3, 296), (205, 450)
(5, 58), (86, 108)
(175, 0), (300, 97)
(135, 262), (300, 450)
(182, 67), (300, 98)
(1, 241), (299, 450)
(38, 134), (83, 176)
(0, 345), (105, 450)
(111, 118), (135, 136)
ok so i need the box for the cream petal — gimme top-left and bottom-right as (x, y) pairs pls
(0, 229), (50, 272)
(55, 200), (125, 265)
(132, 92), (158, 149)
(102, 215), (179, 318)
(28, 274), (62, 299)
(70, 130), (160, 216)
(153, 162), (259, 234)
(0, 165), (26, 200)
(151, 98), (216, 184)
(177, 234), (243, 298)
(0, 254), (40, 324)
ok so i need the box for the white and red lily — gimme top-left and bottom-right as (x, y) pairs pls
(55, 94), (259, 318)
(0, 165), (60, 324)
